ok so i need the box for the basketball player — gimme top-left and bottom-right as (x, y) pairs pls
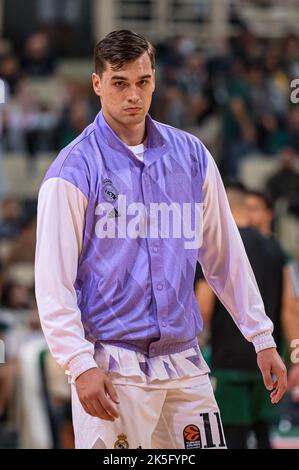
(35, 30), (287, 449)
(246, 190), (299, 403)
(195, 183), (290, 448)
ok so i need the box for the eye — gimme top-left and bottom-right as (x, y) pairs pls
(139, 80), (148, 86)
(114, 81), (125, 87)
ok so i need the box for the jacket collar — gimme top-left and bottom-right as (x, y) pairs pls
(94, 110), (170, 167)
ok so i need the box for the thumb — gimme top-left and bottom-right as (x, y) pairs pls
(105, 379), (120, 404)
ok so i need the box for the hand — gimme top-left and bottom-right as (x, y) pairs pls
(288, 363), (299, 402)
(75, 367), (120, 421)
(257, 348), (287, 404)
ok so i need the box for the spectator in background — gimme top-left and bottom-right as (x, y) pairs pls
(245, 191), (290, 360)
(1, 281), (33, 310)
(282, 252), (299, 404)
(0, 130), (8, 201)
(264, 43), (289, 118)
(157, 85), (186, 129)
(0, 347), (17, 447)
(287, 245), (299, 403)
(266, 147), (299, 204)
(247, 61), (272, 124)
(0, 261), (4, 304)
(178, 50), (212, 126)
(287, 108), (299, 154)
(283, 34), (299, 78)
(58, 98), (91, 148)
(23, 102), (58, 174)
(0, 53), (22, 96)
(195, 183), (290, 448)
(257, 113), (289, 156)
(5, 217), (36, 267)
(230, 26), (262, 64)
(246, 190), (274, 236)
(246, 189), (299, 404)
(0, 264), (19, 448)
(21, 32), (56, 77)
(3, 83), (58, 171)
(221, 59), (257, 177)
(36, 0), (83, 56)
(0, 198), (23, 240)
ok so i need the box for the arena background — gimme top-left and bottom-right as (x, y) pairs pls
(0, 0), (299, 449)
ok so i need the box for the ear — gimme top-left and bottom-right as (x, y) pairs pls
(92, 72), (102, 98)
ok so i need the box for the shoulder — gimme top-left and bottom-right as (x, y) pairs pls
(43, 122), (97, 199)
(45, 123), (96, 178)
(267, 236), (289, 265)
(153, 118), (210, 179)
(155, 119), (205, 151)
(240, 227), (268, 254)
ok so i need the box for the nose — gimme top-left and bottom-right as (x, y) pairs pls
(126, 85), (141, 104)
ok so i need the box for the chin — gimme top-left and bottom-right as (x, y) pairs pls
(123, 114), (145, 124)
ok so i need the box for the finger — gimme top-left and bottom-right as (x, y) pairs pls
(271, 387), (283, 404)
(270, 376), (287, 403)
(272, 379), (278, 389)
(105, 379), (120, 404)
(100, 394), (120, 419)
(81, 401), (92, 416)
(93, 399), (115, 421)
(99, 389), (120, 419)
(82, 398), (115, 421)
(261, 368), (273, 390)
(278, 368), (288, 391)
(80, 399), (99, 418)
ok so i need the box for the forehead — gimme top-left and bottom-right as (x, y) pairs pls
(104, 52), (153, 77)
(247, 195), (267, 209)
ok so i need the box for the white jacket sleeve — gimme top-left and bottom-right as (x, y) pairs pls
(198, 149), (276, 353)
(35, 177), (98, 380)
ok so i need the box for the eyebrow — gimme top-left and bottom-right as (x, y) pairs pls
(110, 74), (152, 81)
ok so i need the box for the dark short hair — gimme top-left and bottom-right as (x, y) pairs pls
(94, 30), (155, 75)
(247, 190), (274, 210)
(224, 180), (248, 194)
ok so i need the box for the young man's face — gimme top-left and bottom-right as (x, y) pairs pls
(246, 195), (272, 233)
(92, 52), (155, 127)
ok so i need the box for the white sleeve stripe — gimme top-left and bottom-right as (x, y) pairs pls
(35, 177), (98, 379)
(199, 147), (275, 348)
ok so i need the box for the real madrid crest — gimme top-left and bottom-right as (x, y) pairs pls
(102, 178), (118, 202)
(114, 433), (129, 449)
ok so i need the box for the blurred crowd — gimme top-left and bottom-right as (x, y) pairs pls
(0, 21), (299, 448)
(154, 30), (299, 178)
(1, 26), (299, 177)
(0, 30), (97, 170)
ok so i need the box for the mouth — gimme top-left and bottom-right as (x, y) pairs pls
(124, 107), (142, 113)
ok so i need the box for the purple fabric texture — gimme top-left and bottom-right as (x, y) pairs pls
(44, 111), (208, 357)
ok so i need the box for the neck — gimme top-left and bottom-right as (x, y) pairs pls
(102, 109), (147, 146)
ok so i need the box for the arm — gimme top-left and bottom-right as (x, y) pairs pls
(198, 148), (287, 402)
(281, 265), (299, 401)
(35, 178), (119, 419)
(281, 265), (299, 345)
